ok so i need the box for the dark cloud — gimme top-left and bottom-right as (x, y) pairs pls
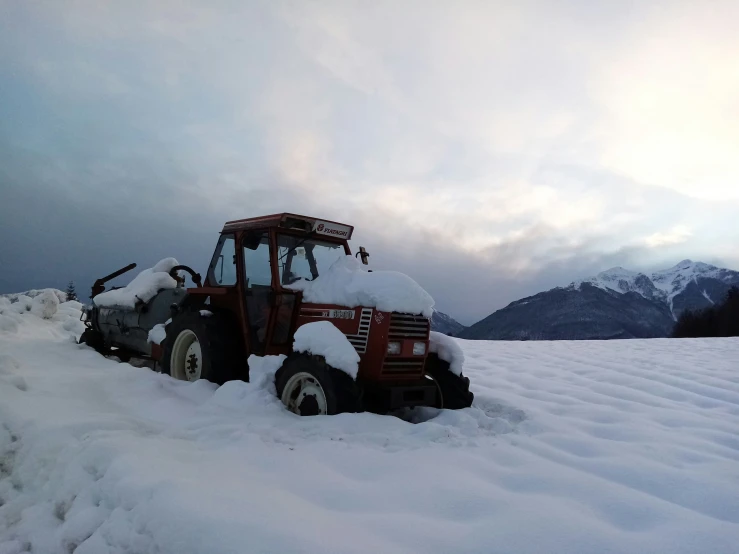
(2, 0), (738, 326)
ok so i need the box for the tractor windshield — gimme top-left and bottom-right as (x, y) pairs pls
(277, 234), (346, 286)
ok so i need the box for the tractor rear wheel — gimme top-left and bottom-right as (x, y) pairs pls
(79, 329), (108, 356)
(275, 354), (360, 416)
(161, 310), (241, 385)
(424, 353), (474, 409)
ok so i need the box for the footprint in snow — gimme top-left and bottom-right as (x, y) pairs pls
(473, 397), (527, 424)
(0, 354), (21, 375)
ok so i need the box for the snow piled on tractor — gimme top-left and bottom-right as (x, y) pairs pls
(2, 294), (739, 553)
(293, 321), (361, 379)
(286, 255), (435, 317)
(147, 320), (170, 345)
(93, 257), (180, 308)
(429, 331), (465, 376)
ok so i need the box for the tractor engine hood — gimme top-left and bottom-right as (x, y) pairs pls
(285, 256), (435, 318)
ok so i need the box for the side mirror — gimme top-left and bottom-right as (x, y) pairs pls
(356, 246), (370, 265)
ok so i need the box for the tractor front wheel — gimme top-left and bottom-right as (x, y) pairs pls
(424, 353), (474, 409)
(275, 354), (360, 416)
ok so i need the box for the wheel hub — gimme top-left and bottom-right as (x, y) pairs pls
(281, 373), (328, 416)
(185, 343), (201, 380)
(297, 393), (320, 416)
(171, 329), (202, 381)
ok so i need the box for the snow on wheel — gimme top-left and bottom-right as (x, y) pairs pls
(426, 332), (473, 409)
(170, 329), (202, 381)
(275, 354), (360, 416)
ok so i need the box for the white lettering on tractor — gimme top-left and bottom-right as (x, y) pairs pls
(329, 310), (355, 320)
(313, 220), (351, 238)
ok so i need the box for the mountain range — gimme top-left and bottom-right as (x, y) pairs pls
(458, 260), (739, 341)
(430, 310), (466, 335)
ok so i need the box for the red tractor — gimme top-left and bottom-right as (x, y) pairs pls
(81, 213), (473, 415)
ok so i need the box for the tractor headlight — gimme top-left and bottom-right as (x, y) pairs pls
(387, 342), (401, 355)
(413, 342), (426, 356)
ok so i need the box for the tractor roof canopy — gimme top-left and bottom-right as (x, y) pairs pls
(222, 213), (354, 241)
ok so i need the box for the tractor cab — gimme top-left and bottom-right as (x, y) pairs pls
(203, 213), (355, 357)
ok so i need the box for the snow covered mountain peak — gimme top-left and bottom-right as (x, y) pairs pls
(651, 260), (724, 297)
(657, 259), (717, 275)
(569, 267), (662, 300)
(567, 259), (739, 319)
(601, 266), (637, 276)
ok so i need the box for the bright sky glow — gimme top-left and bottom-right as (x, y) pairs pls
(1, 0), (738, 323)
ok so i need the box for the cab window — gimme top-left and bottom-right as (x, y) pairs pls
(208, 234), (237, 286)
(243, 233), (272, 288)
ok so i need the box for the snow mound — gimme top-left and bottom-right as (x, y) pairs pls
(1, 289), (67, 304)
(293, 321), (360, 379)
(0, 299), (19, 332)
(94, 258), (179, 308)
(0, 314), (19, 333)
(10, 295), (33, 314)
(29, 289), (59, 319)
(0, 290), (86, 338)
(62, 300), (83, 311)
(429, 331), (465, 376)
(286, 256), (434, 317)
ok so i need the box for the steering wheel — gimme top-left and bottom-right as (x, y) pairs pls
(169, 265), (203, 287)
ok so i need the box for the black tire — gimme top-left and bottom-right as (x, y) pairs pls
(425, 353), (474, 410)
(161, 310), (242, 385)
(79, 329), (108, 355)
(275, 353), (361, 416)
(112, 349), (132, 363)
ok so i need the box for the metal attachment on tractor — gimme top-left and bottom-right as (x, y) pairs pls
(90, 263), (137, 299)
(356, 246), (370, 265)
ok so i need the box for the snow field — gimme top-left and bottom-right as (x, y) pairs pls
(0, 303), (738, 553)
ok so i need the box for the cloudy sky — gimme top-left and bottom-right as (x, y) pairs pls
(1, 0), (738, 324)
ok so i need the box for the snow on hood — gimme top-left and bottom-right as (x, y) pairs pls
(94, 258), (180, 308)
(286, 256), (434, 317)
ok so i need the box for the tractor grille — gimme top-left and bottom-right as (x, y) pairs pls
(388, 313), (430, 339)
(345, 308), (373, 354)
(382, 357), (425, 376)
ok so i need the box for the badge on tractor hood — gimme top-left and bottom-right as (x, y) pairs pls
(313, 220), (352, 239)
(329, 309), (355, 320)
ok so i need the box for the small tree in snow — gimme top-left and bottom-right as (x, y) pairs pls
(65, 281), (78, 302)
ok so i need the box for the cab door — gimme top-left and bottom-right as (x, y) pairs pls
(241, 231), (273, 356)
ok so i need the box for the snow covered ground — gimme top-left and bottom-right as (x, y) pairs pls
(1, 302), (739, 553)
